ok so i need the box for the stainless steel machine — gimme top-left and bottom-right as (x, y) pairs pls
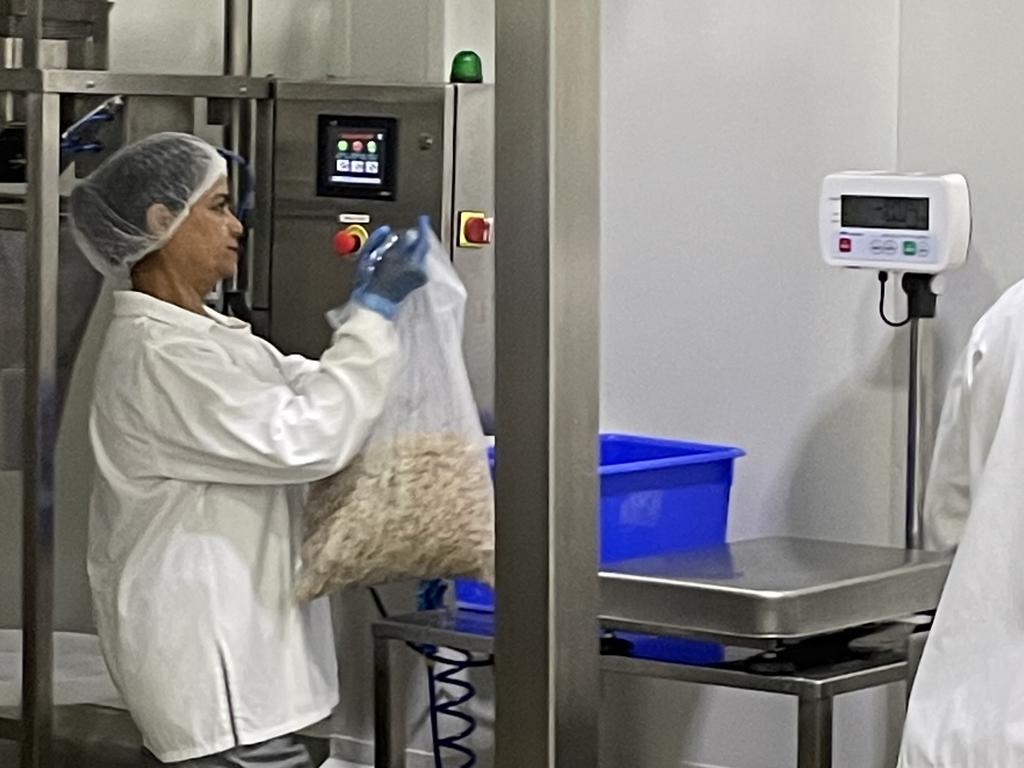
(253, 81), (496, 425)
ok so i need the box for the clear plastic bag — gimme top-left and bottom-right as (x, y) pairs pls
(296, 230), (495, 600)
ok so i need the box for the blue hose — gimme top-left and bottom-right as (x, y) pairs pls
(424, 646), (490, 767)
(371, 581), (494, 768)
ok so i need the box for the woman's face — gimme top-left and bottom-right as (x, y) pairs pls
(157, 176), (243, 289)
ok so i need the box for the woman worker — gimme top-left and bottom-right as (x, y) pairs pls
(69, 132), (426, 767)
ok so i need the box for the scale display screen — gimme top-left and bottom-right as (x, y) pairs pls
(841, 195), (929, 231)
(317, 115), (397, 200)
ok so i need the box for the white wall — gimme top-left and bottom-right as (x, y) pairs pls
(598, 1), (905, 766)
(899, 0), (1024, 391)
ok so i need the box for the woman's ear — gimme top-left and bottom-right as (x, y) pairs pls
(146, 203), (175, 237)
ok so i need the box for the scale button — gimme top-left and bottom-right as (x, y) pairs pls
(884, 240), (898, 255)
(918, 243), (930, 256)
(871, 239), (883, 254)
(838, 237), (852, 253)
(903, 241), (918, 256)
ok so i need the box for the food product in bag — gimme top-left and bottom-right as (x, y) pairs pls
(296, 225), (494, 600)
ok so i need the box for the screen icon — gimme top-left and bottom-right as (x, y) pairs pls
(366, 161), (379, 174)
(336, 159), (350, 172)
(351, 160), (365, 173)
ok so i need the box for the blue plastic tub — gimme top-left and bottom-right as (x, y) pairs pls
(454, 432), (744, 612)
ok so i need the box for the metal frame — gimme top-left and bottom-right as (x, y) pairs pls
(906, 318), (934, 549)
(372, 612), (911, 768)
(493, 0), (601, 765)
(0, 69), (270, 96)
(6, 3), (267, 766)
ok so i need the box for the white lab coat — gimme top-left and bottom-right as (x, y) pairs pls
(900, 278), (1024, 766)
(87, 290), (398, 763)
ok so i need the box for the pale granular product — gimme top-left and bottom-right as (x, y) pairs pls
(296, 433), (494, 601)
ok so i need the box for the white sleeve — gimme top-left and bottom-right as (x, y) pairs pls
(138, 307), (398, 485)
(922, 348), (973, 551)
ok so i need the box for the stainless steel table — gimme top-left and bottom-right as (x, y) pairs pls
(372, 537), (948, 768)
(372, 610), (926, 768)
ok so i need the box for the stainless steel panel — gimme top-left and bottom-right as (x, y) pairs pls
(0, 714), (21, 741)
(600, 537), (952, 641)
(250, 96), (273, 309)
(21, 88), (60, 768)
(451, 84), (495, 429)
(0, 68), (38, 91)
(0, 197), (65, 230)
(120, 95), (193, 142)
(494, 0), (601, 765)
(268, 83), (449, 357)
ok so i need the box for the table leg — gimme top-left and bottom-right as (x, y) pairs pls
(797, 695), (833, 768)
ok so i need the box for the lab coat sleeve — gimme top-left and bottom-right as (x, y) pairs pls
(138, 306), (399, 485)
(922, 348), (972, 551)
(274, 351), (322, 383)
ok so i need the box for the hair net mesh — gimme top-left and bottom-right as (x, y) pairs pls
(69, 132), (228, 277)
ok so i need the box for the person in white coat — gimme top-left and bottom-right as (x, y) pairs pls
(899, 279), (1024, 766)
(69, 132), (427, 767)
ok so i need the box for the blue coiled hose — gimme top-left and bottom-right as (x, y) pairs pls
(424, 645), (492, 767)
(371, 581), (494, 768)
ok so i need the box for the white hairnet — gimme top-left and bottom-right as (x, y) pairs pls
(69, 132), (228, 277)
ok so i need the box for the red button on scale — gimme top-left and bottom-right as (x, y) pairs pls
(839, 237), (852, 253)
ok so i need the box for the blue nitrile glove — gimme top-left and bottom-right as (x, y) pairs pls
(350, 215), (430, 320)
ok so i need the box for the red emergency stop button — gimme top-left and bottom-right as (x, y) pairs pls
(458, 211), (492, 248)
(334, 225), (368, 259)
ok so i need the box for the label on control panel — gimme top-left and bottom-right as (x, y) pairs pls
(338, 213), (372, 224)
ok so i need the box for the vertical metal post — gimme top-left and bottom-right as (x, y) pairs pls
(22, 0), (42, 69)
(21, 88), (61, 768)
(906, 318), (927, 549)
(224, 0), (253, 77)
(250, 95), (274, 323)
(493, 0), (601, 765)
(797, 696), (833, 768)
(373, 637), (405, 768)
(223, 0), (253, 304)
(906, 629), (929, 704)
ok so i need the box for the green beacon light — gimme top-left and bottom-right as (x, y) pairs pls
(450, 50), (483, 84)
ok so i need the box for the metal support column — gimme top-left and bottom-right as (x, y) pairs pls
(21, 85), (61, 768)
(19, 1), (59, 764)
(372, 637), (405, 768)
(493, 0), (601, 766)
(905, 629), (929, 704)
(222, 0), (254, 308)
(797, 696), (833, 768)
(906, 318), (932, 549)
